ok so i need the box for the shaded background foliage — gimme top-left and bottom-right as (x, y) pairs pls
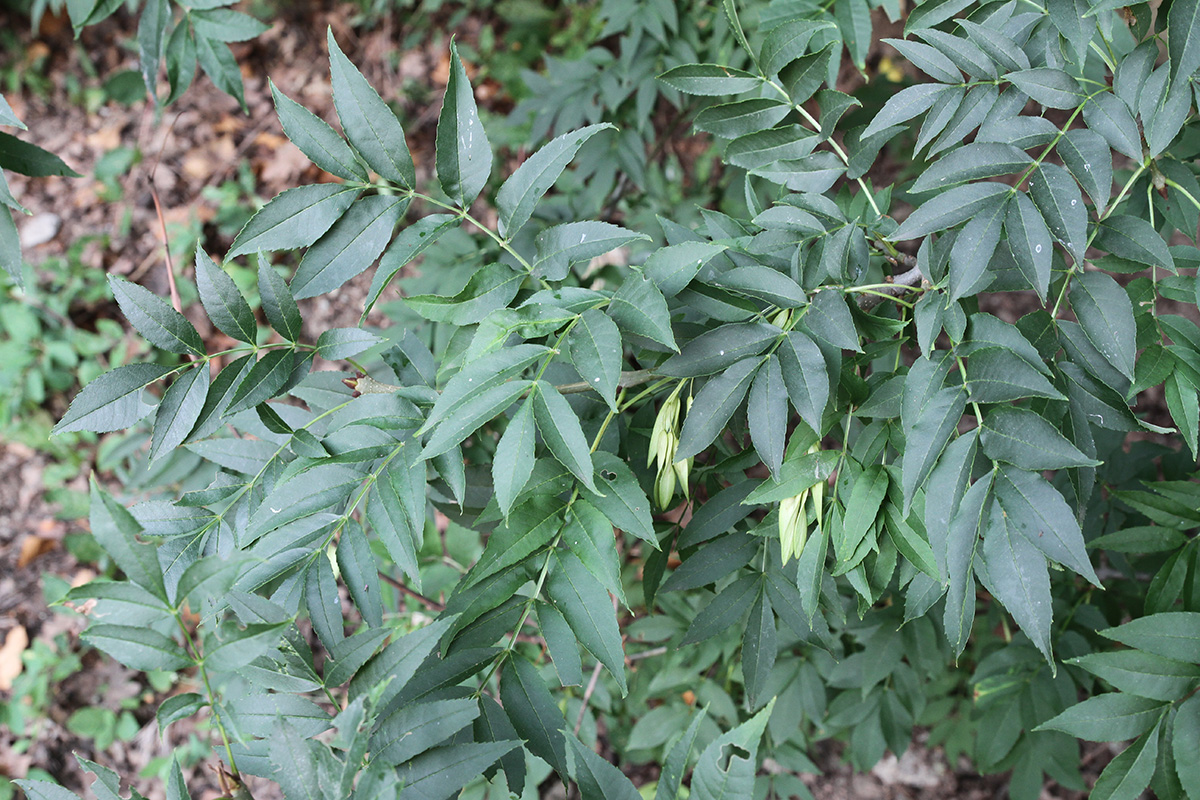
(3, 1), (1200, 799)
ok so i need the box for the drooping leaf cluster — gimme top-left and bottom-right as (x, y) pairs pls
(30, 0), (1200, 798)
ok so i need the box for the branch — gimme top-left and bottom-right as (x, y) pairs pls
(376, 571), (445, 611)
(350, 368), (660, 398)
(858, 264), (925, 310)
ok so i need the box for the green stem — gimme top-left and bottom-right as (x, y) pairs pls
(763, 79), (883, 219)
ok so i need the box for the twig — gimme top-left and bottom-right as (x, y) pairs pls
(858, 265), (925, 310)
(574, 662), (603, 735)
(627, 646), (668, 661)
(376, 570), (445, 611)
(145, 112), (185, 315)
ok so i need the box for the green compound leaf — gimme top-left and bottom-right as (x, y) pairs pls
(195, 247), (256, 343)
(547, 549), (626, 694)
(229, 184), (361, 258)
(566, 308), (622, 411)
(1071, 270), (1137, 380)
(436, 40), (492, 207)
(328, 29), (415, 188)
(150, 365), (210, 464)
(54, 363), (173, 435)
(270, 79), (366, 182)
(677, 357), (760, 461)
(291, 193), (408, 299)
(496, 123), (614, 237)
(108, 275), (204, 355)
(657, 63), (762, 96)
(1037, 694), (1167, 742)
(533, 381), (600, 494)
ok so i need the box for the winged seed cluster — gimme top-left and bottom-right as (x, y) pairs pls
(21, 1), (1200, 799)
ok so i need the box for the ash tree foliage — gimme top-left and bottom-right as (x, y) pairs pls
(21, 0), (1200, 798)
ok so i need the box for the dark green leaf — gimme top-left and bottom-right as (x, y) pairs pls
(948, 195), (1007, 301)
(1008, 68), (1084, 109)
(547, 549), (626, 693)
(657, 63), (762, 96)
(567, 309), (622, 411)
(1058, 128), (1111, 210)
(83, 624), (191, 671)
(1005, 190), (1053, 298)
(676, 358), (760, 460)
(681, 573), (758, 643)
(204, 621), (288, 672)
(194, 37), (244, 110)
(644, 241), (729, 297)
(743, 583), (776, 708)
(982, 406), (1101, 470)
(911, 143), (1032, 193)
(88, 478), (167, 600)
(1083, 92), (1143, 162)
(994, 466), (1100, 584)
(372, 698), (478, 764)
(137, 0), (169, 101)
(494, 399), (536, 518)
(1101, 613), (1200, 663)
(608, 273), (678, 351)
(944, 475), (990, 655)
(396, 741), (522, 798)
(966, 347), (1064, 403)
(501, 655), (568, 774)
(1095, 215), (1174, 273)
(1091, 724), (1161, 800)
(1030, 163), (1086, 262)
(0, 132), (80, 177)
(227, 349), (294, 416)
(892, 182), (1012, 240)
(229, 184), (361, 258)
(862, 84), (953, 139)
(109, 275), (204, 355)
(271, 79), (366, 181)
(691, 699), (775, 800)
(257, 262), (303, 342)
(436, 41), (492, 206)
(54, 363), (172, 435)
(187, 353), (255, 441)
(586, 452), (656, 546)
(191, 8), (268, 42)
(900, 386), (967, 508)
(1175, 695), (1200, 791)
(982, 497), (1053, 662)
(150, 365), (210, 463)
(777, 329), (829, 432)
(761, 19), (836, 76)
(748, 355), (787, 477)
(566, 734), (642, 800)
(363, 213), (458, 315)
(661, 321), (779, 377)
(1072, 270), (1136, 380)
(1070, 651), (1200, 702)
(533, 221), (649, 282)
(654, 710), (707, 800)
(316, 327), (384, 360)
(533, 381), (599, 494)
(328, 30), (415, 188)
(337, 522), (382, 628)
(1037, 695), (1166, 742)
(291, 194), (406, 299)
(1170, 0), (1200, 83)
(497, 123), (614, 237)
(694, 98), (791, 139)
(663, 533), (758, 593)
(537, 602), (582, 686)
(195, 247), (256, 343)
